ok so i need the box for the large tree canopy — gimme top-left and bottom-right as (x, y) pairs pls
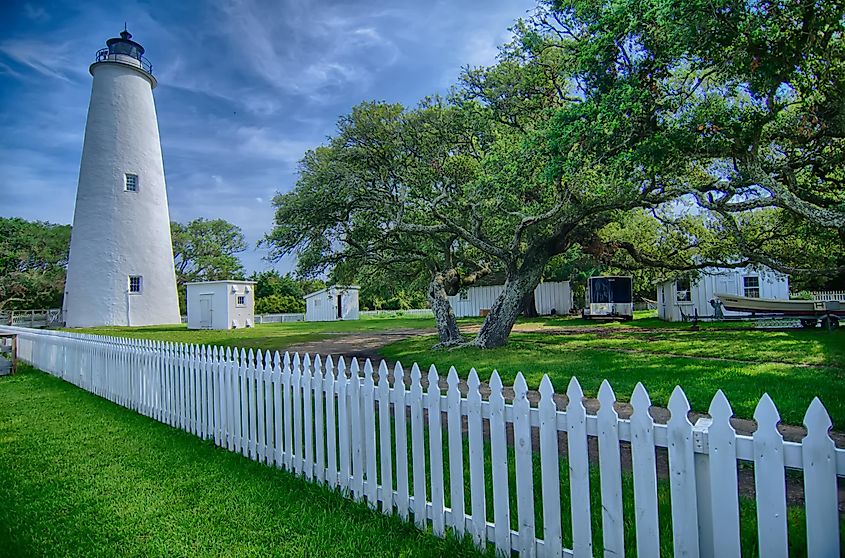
(265, 0), (845, 348)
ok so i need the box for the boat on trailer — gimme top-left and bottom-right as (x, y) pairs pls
(716, 293), (843, 328)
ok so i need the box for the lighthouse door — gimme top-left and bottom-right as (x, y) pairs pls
(199, 294), (213, 329)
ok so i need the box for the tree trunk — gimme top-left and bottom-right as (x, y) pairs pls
(470, 260), (545, 349)
(428, 273), (462, 348)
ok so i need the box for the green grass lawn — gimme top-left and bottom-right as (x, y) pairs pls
(74, 315), (442, 352)
(0, 366), (484, 557)
(381, 318), (845, 428)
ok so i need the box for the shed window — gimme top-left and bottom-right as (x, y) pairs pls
(128, 275), (142, 293)
(676, 277), (691, 302)
(125, 173), (138, 192)
(236, 295), (246, 306)
(743, 276), (760, 298)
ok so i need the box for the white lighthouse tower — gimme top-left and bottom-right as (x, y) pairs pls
(64, 29), (180, 327)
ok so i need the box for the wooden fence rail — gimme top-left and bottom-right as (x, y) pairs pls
(2, 325), (842, 557)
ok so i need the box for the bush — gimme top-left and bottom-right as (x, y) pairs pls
(255, 294), (304, 314)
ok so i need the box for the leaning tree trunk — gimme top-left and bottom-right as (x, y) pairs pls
(428, 273), (462, 348)
(470, 261), (545, 349)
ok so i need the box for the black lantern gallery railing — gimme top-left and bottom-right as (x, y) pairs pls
(95, 47), (153, 74)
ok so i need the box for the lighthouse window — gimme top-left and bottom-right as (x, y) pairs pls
(128, 275), (142, 293)
(125, 173), (138, 192)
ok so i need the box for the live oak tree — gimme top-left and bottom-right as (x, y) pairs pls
(263, 101), (495, 346)
(267, 0), (845, 349)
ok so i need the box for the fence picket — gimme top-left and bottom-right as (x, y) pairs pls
(272, 351), (283, 467)
(489, 371), (511, 555)
(802, 398), (839, 557)
(539, 375), (562, 558)
(393, 362), (410, 520)
(264, 350), (274, 465)
(667, 386), (699, 557)
(325, 356), (338, 486)
(292, 353), (303, 474)
(239, 348), (249, 457)
(302, 354), (314, 479)
(409, 363), (427, 528)
(630, 382), (660, 557)
(255, 349), (265, 463)
(337, 358), (351, 493)
(752, 394), (787, 557)
(707, 390), (741, 557)
(350, 359), (364, 500)
(427, 365), (445, 536)
(597, 380), (624, 558)
(446, 367), (465, 536)
(313, 355), (325, 483)
(513, 373), (536, 557)
(467, 368), (486, 547)
(363, 360), (378, 507)
(377, 360), (393, 514)
(282, 352), (293, 470)
(567, 377), (592, 558)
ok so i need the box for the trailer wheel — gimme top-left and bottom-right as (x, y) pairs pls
(800, 319), (817, 328)
(821, 316), (840, 330)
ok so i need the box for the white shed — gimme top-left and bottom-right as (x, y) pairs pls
(656, 266), (789, 322)
(448, 281), (572, 318)
(305, 286), (360, 322)
(186, 280), (255, 330)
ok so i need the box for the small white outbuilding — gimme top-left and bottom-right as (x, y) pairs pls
(656, 265), (790, 322)
(186, 280), (255, 330)
(305, 285), (360, 322)
(448, 281), (572, 318)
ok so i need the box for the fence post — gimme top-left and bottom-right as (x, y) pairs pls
(693, 417), (714, 558)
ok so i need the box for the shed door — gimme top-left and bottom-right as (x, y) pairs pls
(199, 294), (213, 329)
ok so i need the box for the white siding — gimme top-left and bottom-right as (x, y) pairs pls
(657, 266), (790, 322)
(186, 281), (255, 330)
(304, 286), (360, 322)
(448, 282), (572, 318)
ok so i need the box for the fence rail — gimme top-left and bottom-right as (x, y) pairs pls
(2, 325), (842, 557)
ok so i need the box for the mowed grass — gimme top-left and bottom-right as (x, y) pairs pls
(73, 315), (442, 352)
(0, 366), (485, 558)
(381, 319), (845, 428)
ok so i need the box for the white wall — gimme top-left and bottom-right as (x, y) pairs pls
(305, 287), (360, 322)
(64, 55), (180, 327)
(448, 282), (572, 318)
(186, 282), (255, 329)
(657, 266), (790, 321)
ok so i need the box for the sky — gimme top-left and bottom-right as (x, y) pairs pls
(0, 0), (537, 274)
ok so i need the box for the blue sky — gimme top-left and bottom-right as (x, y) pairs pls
(0, 0), (536, 274)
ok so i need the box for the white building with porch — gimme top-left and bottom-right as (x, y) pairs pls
(304, 286), (360, 322)
(656, 266), (789, 322)
(186, 280), (255, 330)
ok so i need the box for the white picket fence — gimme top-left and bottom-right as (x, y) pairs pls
(811, 291), (845, 302)
(3, 325), (842, 557)
(359, 309), (434, 318)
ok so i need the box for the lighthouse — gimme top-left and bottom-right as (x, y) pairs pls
(64, 29), (180, 327)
